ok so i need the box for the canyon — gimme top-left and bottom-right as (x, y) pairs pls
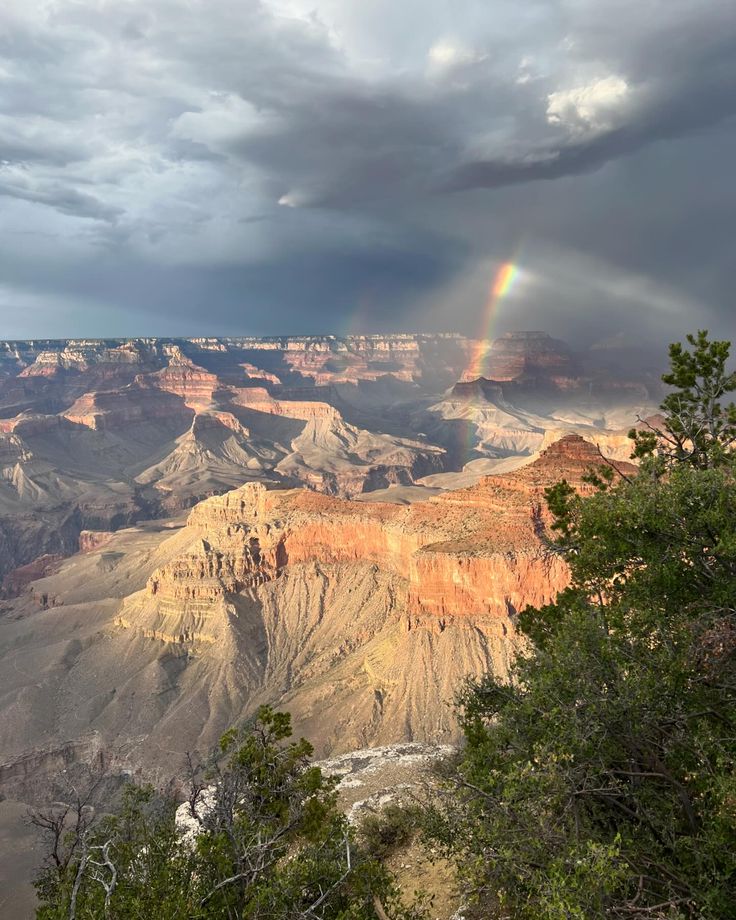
(0, 432), (635, 767)
(0, 332), (658, 577)
(0, 331), (655, 914)
(0, 330), (656, 755)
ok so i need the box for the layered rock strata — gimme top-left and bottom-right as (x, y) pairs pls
(0, 333), (657, 584)
(125, 435), (625, 647)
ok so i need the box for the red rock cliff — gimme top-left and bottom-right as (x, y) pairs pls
(140, 435), (624, 628)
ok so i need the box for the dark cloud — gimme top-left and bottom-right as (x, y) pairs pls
(0, 175), (123, 222)
(450, 19), (736, 192)
(0, 228), (465, 339)
(0, 0), (734, 343)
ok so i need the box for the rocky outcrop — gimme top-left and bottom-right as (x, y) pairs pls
(0, 414), (63, 437)
(78, 530), (115, 553)
(63, 385), (192, 429)
(0, 735), (108, 794)
(522, 432), (634, 473)
(19, 341), (154, 376)
(239, 362), (281, 385)
(230, 386), (341, 421)
(129, 436), (613, 640)
(464, 331), (576, 384)
(95, 436), (621, 757)
(450, 378), (507, 401)
(513, 433), (637, 487)
(190, 411), (250, 438)
(0, 432), (33, 466)
(1, 553), (64, 598)
(149, 350), (221, 410)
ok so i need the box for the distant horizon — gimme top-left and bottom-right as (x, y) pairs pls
(0, 329), (663, 347)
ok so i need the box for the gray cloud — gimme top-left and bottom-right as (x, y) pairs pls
(0, 0), (734, 343)
(0, 172), (123, 222)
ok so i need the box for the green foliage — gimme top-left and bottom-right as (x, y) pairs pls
(358, 802), (417, 860)
(35, 706), (425, 920)
(424, 334), (736, 919)
(35, 785), (193, 920)
(630, 330), (736, 469)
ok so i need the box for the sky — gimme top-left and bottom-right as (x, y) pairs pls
(0, 0), (735, 344)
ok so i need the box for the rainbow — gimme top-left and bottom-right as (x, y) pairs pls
(466, 261), (520, 379)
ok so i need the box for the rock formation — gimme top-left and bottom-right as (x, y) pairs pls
(63, 385), (192, 430)
(129, 433), (630, 641)
(78, 530), (115, 553)
(0, 332), (657, 579)
(1, 553), (64, 598)
(467, 330), (577, 384)
(107, 434), (626, 744)
(149, 349), (222, 410)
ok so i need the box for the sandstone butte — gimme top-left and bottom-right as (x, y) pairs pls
(123, 435), (635, 650)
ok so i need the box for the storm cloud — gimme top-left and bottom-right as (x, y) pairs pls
(0, 0), (734, 343)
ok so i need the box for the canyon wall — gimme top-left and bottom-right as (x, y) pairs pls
(0, 332), (656, 585)
(128, 435), (623, 645)
(0, 434), (637, 794)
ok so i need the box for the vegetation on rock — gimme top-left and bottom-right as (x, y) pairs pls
(34, 707), (424, 920)
(358, 803), (418, 861)
(422, 331), (736, 919)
